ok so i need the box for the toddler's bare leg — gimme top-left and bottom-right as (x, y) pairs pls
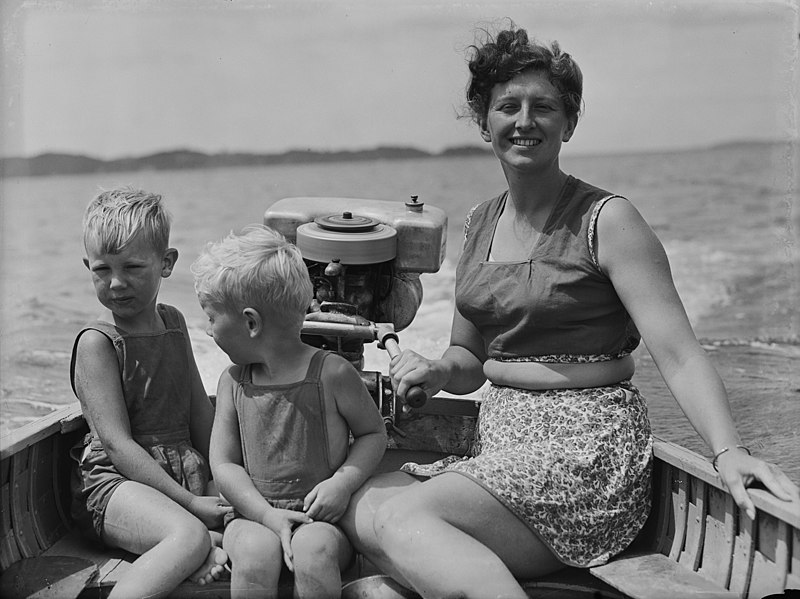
(291, 522), (352, 599)
(101, 481), (211, 599)
(223, 519), (283, 599)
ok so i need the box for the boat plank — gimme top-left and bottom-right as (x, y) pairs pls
(29, 439), (69, 550)
(1, 459), (24, 569)
(0, 404), (83, 461)
(0, 555), (96, 599)
(653, 462), (675, 555)
(729, 510), (756, 597)
(697, 487), (735, 588)
(668, 468), (689, 561)
(590, 551), (738, 599)
(747, 515), (789, 599)
(787, 526), (800, 590)
(679, 477), (706, 571)
(10, 446), (41, 558)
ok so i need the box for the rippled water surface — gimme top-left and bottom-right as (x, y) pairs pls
(2, 144), (797, 480)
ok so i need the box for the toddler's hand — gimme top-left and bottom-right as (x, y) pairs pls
(189, 495), (233, 529)
(303, 478), (350, 523)
(261, 508), (312, 571)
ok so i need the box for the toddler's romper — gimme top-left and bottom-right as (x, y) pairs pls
(402, 176), (653, 567)
(226, 350), (343, 518)
(69, 304), (209, 543)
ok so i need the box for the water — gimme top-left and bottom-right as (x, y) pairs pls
(1, 145), (798, 481)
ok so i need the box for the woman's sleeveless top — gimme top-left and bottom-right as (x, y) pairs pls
(455, 175), (640, 361)
(70, 304), (195, 446)
(232, 350), (339, 504)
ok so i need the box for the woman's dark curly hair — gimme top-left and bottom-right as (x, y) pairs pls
(466, 26), (583, 125)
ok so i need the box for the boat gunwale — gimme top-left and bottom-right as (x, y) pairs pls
(2, 401), (797, 530)
(652, 437), (800, 529)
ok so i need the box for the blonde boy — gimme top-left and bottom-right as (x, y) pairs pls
(193, 225), (386, 599)
(72, 187), (229, 599)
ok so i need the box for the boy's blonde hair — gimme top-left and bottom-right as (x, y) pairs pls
(83, 187), (171, 254)
(192, 225), (313, 324)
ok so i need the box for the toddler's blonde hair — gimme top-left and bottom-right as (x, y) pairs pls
(192, 225), (313, 325)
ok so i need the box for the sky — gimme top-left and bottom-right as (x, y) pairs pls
(1, 0), (798, 160)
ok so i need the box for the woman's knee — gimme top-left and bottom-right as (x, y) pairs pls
(373, 495), (422, 548)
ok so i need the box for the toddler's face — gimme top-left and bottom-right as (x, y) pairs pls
(83, 234), (168, 324)
(200, 301), (251, 364)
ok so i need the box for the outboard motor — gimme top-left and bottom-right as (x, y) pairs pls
(264, 196), (446, 422)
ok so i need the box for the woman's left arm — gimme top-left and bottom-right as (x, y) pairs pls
(596, 198), (799, 516)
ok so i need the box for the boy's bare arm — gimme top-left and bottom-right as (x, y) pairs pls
(75, 331), (207, 512)
(181, 314), (215, 461)
(306, 357), (387, 520)
(335, 363), (388, 492)
(210, 368), (277, 518)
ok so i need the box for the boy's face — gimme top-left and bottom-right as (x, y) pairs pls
(83, 233), (175, 324)
(200, 301), (252, 364)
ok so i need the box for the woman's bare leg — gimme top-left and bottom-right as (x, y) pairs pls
(339, 471), (420, 586)
(372, 472), (563, 599)
(101, 481), (212, 599)
(291, 522), (352, 599)
(223, 519), (283, 599)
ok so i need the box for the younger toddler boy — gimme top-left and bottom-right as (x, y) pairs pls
(192, 224), (387, 598)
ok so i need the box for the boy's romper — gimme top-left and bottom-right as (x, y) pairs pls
(226, 349), (340, 518)
(69, 303), (209, 543)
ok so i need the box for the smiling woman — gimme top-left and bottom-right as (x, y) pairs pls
(338, 25), (800, 599)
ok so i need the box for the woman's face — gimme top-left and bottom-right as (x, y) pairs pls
(480, 69), (577, 174)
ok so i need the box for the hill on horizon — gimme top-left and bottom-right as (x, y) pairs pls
(0, 145), (491, 178)
(0, 139), (791, 178)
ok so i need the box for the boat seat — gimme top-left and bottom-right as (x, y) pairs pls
(41, 528), (239, 597)
(9, 527), (756, 599)
(590, 551), (739, 599)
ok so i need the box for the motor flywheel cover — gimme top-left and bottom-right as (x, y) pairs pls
(296, 212), (397, 264)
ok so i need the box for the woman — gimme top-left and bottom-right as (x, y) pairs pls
(340, 25), (799, 599)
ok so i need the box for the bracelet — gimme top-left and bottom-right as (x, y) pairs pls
(712, 445), (751, 472)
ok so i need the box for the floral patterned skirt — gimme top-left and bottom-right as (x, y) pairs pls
(400, 381), (653, 567)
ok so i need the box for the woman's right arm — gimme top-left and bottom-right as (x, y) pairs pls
(390, 308), (487, 400)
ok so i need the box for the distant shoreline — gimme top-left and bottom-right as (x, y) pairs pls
(0, 139), (792, 178)
(0, 145), (491, 178)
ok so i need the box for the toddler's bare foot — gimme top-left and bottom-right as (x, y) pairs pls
(189, 546), (228, 585)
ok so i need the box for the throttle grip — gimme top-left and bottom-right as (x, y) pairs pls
(378, 329), (428, 408)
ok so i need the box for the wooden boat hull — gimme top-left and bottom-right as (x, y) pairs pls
(1, 398), (798, 598)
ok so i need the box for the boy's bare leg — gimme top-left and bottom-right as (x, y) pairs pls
(291, 522), (352, 599)
(189, 531), (228, 585)
(101, 481), (213, 599)
(372, 472), (563, 599)
(223, 519), (283, 599)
